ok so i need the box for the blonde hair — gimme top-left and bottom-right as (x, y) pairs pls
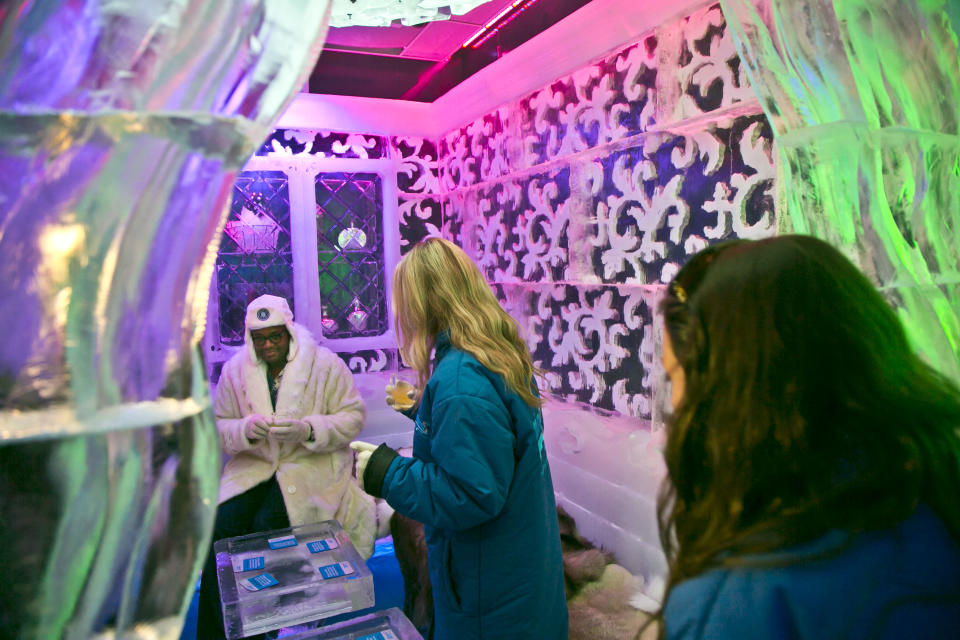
(392, 237), (542, 408)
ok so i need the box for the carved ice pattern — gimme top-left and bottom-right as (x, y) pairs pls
(392, 136), (440, 196)
(662, 2), (755, 121)
(438, 37), (659, 189)
(256, 129), (386, 159)
(429, 6), (774, 418)
(398, 197), (443, 255)
(591, 114), (775, 285)
(494, 284), (657, 419)
(442, 115), (773, 415)
(336, 349), (397, 373)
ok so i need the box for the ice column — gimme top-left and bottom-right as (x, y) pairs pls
(719, 0), (960, 381)
(0, 2), (331, 637)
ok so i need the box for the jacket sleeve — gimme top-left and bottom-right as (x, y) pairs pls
(214, 365), (259, 456)
(300, 355), (366, 453)
(380, 392), (516, 531)
(664, 570), (751, 640)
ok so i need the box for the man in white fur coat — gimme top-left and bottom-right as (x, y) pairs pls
(197, 294), (377, 639)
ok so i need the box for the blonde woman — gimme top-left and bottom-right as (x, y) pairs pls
(352, 238), (568, 640)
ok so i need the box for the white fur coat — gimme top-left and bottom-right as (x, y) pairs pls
(213, 323), (377, 558)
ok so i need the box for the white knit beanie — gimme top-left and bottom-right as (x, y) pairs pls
(244, 294), (298, 364)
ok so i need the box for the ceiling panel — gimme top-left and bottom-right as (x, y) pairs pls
(310, 0), (596, 101)
(403, 20), (482, 60)
(324, 24), (424, 52)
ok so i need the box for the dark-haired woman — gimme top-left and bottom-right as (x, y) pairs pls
(655, 235), (960, 639)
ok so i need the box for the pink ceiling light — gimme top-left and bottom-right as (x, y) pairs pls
(461, 0), (542, 48)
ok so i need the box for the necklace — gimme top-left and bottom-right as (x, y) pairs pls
(270, 367), (285, 393)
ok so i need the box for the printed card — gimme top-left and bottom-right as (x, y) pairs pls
(318, 561), (355, 580)
(357, 631), (399, 640)
(306, 538), (340, 553)
(267, 535), (297, 550)
(239, 573), (279, 591)
(232, 556), (265, 573)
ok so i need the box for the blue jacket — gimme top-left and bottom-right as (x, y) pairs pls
(364, 334), (568, 640)
(665, 505), (960, 640)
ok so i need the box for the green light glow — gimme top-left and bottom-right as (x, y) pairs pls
(721, 0), (960, 382)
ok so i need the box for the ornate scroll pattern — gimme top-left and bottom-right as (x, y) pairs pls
(398, 196), (443, 255)
(394, 136), (444, 254)
(452, 168), (571, 283)
(590, 113), (776, 285)
(494, 284), (659, 419)
(438, 36), (659, 189)
(432, 5), (777, 417)
(336, 349), (398, 373)
(393, 136), (440, 196)
(256, 129), (387, 159)
(658, 2), (755, 122)
(517, 35), (659, 169)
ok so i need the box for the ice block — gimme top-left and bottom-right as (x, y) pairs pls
(214, 520), (375, 639)
(280, 607), (424, 640)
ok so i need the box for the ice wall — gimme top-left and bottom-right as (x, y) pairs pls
(721, 0), (960, 381)
(0, 2), (331, 637)
(439, 3), (776, 417)
(435, 1), (777, 579)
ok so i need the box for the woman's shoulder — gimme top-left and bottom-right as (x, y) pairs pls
(666, 507), (960, 639)
(430, 347), (502, 402)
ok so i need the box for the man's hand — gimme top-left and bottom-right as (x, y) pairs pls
(243, 414), (271, 441)
(349, 441), (379, 491)
(269, 418), (312, 443)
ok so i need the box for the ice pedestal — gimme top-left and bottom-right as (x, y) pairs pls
(216, 520), (375, 639)
(282, 608), (423, 640)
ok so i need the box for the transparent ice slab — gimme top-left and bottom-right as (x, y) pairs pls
(216, 520), (375, 639)
(0, 1), (332, 638)
(280, 608), (423, 640)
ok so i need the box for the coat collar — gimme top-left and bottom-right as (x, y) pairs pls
(434, 330), (453, 364)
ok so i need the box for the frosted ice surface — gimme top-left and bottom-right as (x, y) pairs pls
(0, 2), (332, 638)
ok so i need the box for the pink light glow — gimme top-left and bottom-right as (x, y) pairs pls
(460, 0), (543, 49)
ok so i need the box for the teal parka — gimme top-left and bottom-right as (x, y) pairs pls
(363, 333), (568, 640)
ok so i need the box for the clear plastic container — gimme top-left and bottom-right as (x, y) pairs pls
(215, 520), (375, 639)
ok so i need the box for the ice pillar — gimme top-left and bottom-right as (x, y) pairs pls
(0, 2), (331, 637)
(719, 0), (960, 381)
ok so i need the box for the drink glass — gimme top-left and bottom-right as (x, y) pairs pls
(388, 374), (417, 411)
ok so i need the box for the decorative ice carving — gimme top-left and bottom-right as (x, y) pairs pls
(666, 2), (755, 120)
(394, 136), (440, 195)
(516, 178), (570, 281)
(347, 350), (389, 373)
(434, 3), (776, 418)
(330, 132), (380, 159)
(703, 121), (776, 240)
(224, 207), (281, 253)
(593, 152), (688, 284)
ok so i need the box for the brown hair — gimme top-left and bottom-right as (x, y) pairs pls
(657, 235), (960, 619)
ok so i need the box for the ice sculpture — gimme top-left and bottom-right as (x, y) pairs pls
(719, 0), (960, 381)
(0, 1), (331, 638)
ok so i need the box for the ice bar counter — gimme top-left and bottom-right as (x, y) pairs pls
(215, 520), (375, 639)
